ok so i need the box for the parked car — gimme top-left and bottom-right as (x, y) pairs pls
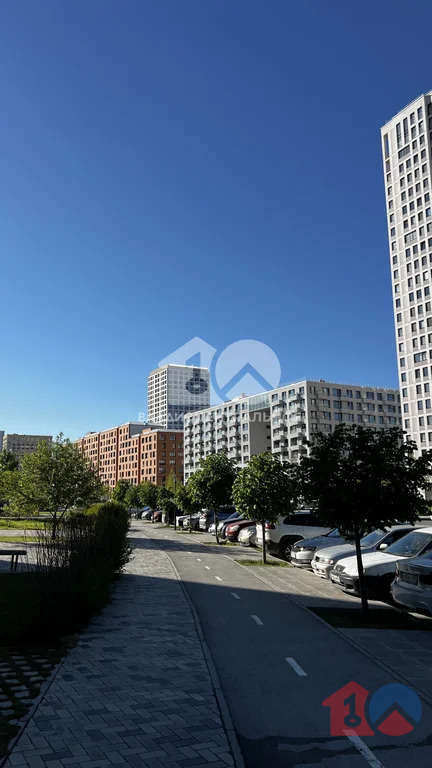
(238, 525), (257, 547)
(200, 508), (237, 533)
(311, 525), (415, 579)
(226, 519), (256, 542)
(392, 550), (432, 615)
(142, 509), (154, 521)
(152, 509), (163, 522)
(177, 513), (201, 530)
(291, 529), (348, 569)
(219, 513), (242, 539)
(256, 510), (331, 560)
(330, 527), (432, 600)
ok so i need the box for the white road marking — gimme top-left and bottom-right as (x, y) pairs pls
(215, 576), (222, 582)
(251, 615), (263, 625)
(197, 558), (201, 562)
(231, 592), (241, 600)
(205, 566), (210, 570)
(285, 657), (307, 677)
(344, 732), (384, 768)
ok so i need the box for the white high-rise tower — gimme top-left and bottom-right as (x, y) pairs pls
(381, 92), (432, 451)
(147, 364), (210, 430)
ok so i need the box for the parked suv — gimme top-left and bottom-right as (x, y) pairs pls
(256, 511), (331, 560)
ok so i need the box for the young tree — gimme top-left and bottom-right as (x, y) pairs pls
(124, 484), (141, 509)
(158, 486), (176, 524)
(297, 425), (432, 612)
(138, 481), (159, 517)
(112, 479), (131, 504)
(3, 435), (102, 537)
(165, 471), (180, 495)
(232, 452), (298, 563)
(187, 453), (237, 543)
(174, 484), (199, 530)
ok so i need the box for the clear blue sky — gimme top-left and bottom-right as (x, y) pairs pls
(2, 0), (431, 440)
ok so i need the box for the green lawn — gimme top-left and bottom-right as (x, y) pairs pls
(0, 536), (39, 543)
(0, 519), (46, 530)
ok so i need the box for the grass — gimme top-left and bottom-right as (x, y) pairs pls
(0, 536), (39, 543)
(309, 606), (432, 630)
(204, 540), (237, 547)
(0, 520), (45, 530)
(235, 558), (292, 567)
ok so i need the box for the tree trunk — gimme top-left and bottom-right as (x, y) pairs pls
(354, 523), (368, 613)
(215, 511), (219, 545)
(262, 522), (266, 564)
(51, 513), (57, 540)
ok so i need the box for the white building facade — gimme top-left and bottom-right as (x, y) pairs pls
(148, 364), (210, 430)
(184, 380), (401, 480)
(381, 92), (432, 451)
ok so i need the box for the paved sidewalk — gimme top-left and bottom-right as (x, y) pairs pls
(4, 531), (235, 768)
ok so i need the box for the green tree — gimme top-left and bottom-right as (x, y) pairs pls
(124, 484), (141, 509)
(158, 486), (176, 524)
(174, 484), (199, 530)
(3, 435), (102, 538)
(138, 481), (159, 515)
(0, 450), (19, 473)
(112, 480), (131, 504)
(232, 452), (298, 563)
(297, 425), (432, 612)
(187, 453), (237, 543)
(165, 470), (180, 495)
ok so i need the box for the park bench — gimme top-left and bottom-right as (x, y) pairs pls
(0, 549), (27, 572)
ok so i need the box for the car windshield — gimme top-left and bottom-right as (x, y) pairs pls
(360, 530), (385, 547)
(326, 529), (342, 538)
(386, 531), (432, 557)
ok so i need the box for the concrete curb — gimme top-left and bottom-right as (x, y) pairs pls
(225, 554), (432, 710)
(140, 531), (245, 768)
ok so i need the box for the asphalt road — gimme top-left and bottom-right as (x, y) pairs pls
(136, 523), (432, 768)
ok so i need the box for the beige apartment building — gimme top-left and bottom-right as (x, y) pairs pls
(2, 433), (52, 458)
(75, 422), (183, 489)
(184, 379), (401, 480)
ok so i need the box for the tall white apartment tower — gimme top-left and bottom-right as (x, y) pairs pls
(148, 364), (210, 430)
(381, 92), (432, 452)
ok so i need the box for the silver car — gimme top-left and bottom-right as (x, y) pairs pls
(311, 525), (414, 579)
(291, 529), (347, 569)
(391, 550), (432, 616)
(238, 525), (257, 548)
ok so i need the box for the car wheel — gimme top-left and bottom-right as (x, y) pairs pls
(279, 537), (300, 561)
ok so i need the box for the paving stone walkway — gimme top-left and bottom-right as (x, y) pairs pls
(4, 531), (234, 768)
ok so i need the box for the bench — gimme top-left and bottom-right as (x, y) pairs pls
(0, 549), (27, 572)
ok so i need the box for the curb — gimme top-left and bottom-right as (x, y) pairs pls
(140, 531), (245, 768)
(225, 554), (432, 710)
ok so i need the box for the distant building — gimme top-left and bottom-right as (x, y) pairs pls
(2, 433), (52, 459)
(184, 379), (401, 481)
(74, 422), (183, 489)
(148, 364), (210, 430)
(0, 431), (4, 451)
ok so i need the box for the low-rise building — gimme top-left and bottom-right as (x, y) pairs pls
(2, 433), (52, 458)
(183, 380), (401, 480)
(75, 422), (183, 489)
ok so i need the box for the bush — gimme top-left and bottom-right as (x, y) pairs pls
(4, 501), (131, 644)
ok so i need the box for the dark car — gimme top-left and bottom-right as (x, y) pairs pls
(152, 509), (163, 522)
(225, 518), (256, 542)
(199, 506), (236, 531)
(219, 512), (243, 539)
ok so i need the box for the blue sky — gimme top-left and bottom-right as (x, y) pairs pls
(1, 0), (432, 440)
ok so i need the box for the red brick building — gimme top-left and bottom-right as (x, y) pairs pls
(75, 423), (183, 489)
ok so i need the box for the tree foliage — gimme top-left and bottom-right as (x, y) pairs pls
(232, 452), (298, 562)
(112, 479), (131, 504)
(187, 453), (237, 511)
(124, 484), (141, 508)
(2, 435), (103, 535)
(0, 450), (19, 473)
(138, 481), (159, 510)
(296, 425), (432, 610)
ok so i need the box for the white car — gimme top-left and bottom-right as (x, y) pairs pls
(391, 551), (432, 615)
(291, 529), (348, 569)
(311, 526), (414, 579)
(256, 510), (331, 560)
(330, 527), (432, 600)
